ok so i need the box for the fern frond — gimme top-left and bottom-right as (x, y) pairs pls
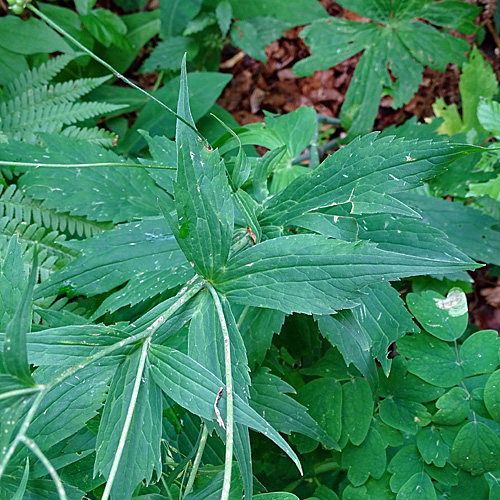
(0, 184), (113, 238)
(0, 101), (125, 138)
(61, 125), (118, 148)
(1, 75), (112, 115)
(0, 216), (78, 281)
(3, 55), (73, 100)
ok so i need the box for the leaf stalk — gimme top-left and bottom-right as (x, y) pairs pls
(206, 283), (233, 500)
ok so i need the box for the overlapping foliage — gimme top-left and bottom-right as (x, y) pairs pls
(1, 1), (500, 499)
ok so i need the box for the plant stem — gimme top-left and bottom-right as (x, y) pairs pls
(20, 436), (68, 500)
(206, 283), (233, 500)
(0, 386), (43, 402)
(0, 389), (47, 481)
(0, 281), (204, 482)
(183, 423), (209, 497)
(292, 137), (340, 165)
(28, 5), (207, 145)
(309, 115), (320, 169)
(101, 338), (151, 500)
(0, 161), (174, 170)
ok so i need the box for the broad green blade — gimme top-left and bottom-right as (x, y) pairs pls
(451, 422), (500, 476)
(398, 193), (500, 266)
(172, 56), (234, 280)
(14, 134), (166, 224)
(260, 134), (481, 226)
(214, 234), (477, 316)
(317, 282), (417, 379)
(35, 218), (190, 302)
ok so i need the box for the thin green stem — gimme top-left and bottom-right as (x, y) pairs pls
(206, 283), (233, 500)
(0, 389), (47, 481)
(183, 423), (209, 497)
(28, 4), (207, 145)
(0, 386), (43, 402)
(0, 161), (174, 170)
(101, 338), (151, 500)
(0, 281), (204, 483)
(20, 436), (67, 500)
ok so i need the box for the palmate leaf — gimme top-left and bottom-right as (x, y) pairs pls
(259, 133), (481, 227)
(214, 234), (477, 316)
(293, 0), (481, 137)
(94, 347), (162, 499)
(171, 56), (234, 280)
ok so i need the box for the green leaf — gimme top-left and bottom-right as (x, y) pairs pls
(237, 306), (285, 370)
(0, 17), (73, 55)
(230, 17), (292, 63)
(406, 289), (468, 341)
(451, 421), (500, 475)
(432, 387), (470, 426)
(160, 0), (202, 38)
(294, 3), (474, 136)
(398, 193), (500, 266)
(12, 458), (29, 500)
(295, 378), (342, 446)
(81, 9), (131, 49)
(249, 367), (338, 449)
(484, 369), (500, 422)
(416, 427), (449, 467)
(94, 347), (162, 499)
(0, 234), (26, 330)
(449, 471), (489, 500)
(29, 364), (114, 454)
(35, 218), (189, 301)
(148, 344), (302, 473)
(215, 234), (476, 316)
(173, 57), (234, 280)
(379, 398), (431, 435)
(317, 282), (417, 381)
(260, 134), (480, 226)
(342, 426), (387, 487)
(16, 137), (166, 224)
(378, 356), (445, 403)
(141, 37), (199, 73)
(339, 377), (374, 447)
(397, 331), (463, 388)
(458, 46), (498, 138)
(396, 472), (436, 500)
(216, 1), (232, 37)
(478, 98), (500, 139)
(343, 474), (395, 500)
(460, 330), (500, 377)
(388, 446), (425, 492)
(3, 236), (36, 386)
